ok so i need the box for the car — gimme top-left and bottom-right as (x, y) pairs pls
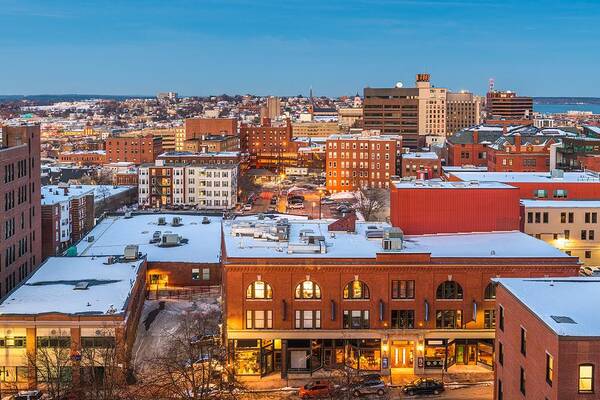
(402, 378), (445, 396)
(13, 391), (43, 400)
(242, 204), (252, 211)
(288, 202), (305, 209)
(351, 379), (387, 397)
(298, 381), (334, 399)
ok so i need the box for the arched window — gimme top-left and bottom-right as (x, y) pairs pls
(343, 280), (370, 299)
(436, 281), (463, 300)
(295, 280), (321, 300)
(246, 281), (273, 299)
(484, 282), (497, 300)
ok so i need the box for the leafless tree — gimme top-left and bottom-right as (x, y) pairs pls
(353, 186), (388, 221)
(26, 331), (74, 399)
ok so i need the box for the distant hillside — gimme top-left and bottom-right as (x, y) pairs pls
(0, 94), (153, 104)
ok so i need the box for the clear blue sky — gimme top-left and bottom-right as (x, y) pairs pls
(1, 0), (599, 97)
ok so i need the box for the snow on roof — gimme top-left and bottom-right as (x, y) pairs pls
(0, 257), (143, 316)
(62, 150), (106, 155)
(77, 213), (222, 263)
(391, 180), (514, 189)
(585, 125), (600, 134)
(223, 218), (570, 259)
(41, 185), (94, 205)
(521, 200), (600, 208)
(402, 152), (439, 160)
(158, 151), (240, 158)
(450, 171), (600, 183)
(495, 277), (600, 337)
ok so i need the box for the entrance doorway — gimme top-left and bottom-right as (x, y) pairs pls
(456, 344), (477, 365)
(390, 340), (414, 369)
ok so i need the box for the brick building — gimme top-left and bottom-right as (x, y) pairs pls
(222, 217), (579, 379)
(0, 125), (42, 298)
(184, 134), (239, 153)
(58, 150), (106, 166)
(105, 134), (162, 164)
(390, 180), (520, 235)
(240, 118), (296, 171)
(446, 127), (507, 167)
(325, 133), (402, 193)
(553, 136), (600, 172)
(400, 152), (441, 179)
(40, 184), (95, 260)
(446, 92), (482, 135)
(184, 118), (238, 140)
(486, 91), (533, 121)
(494, 278), (600, 400)
(487, 133), (559, 172)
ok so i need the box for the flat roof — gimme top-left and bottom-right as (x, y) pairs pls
(521, 200), (600, 208)
(0, 257), (143, 316)
(391, 180), (514, 189)
(42, 185), (132, 206)
(223, 218), (570, 260)
(442, 166), (488, 172)
(77, 213), (222, 263)
(450, 171), (600, 183)
(495, 278), (600, 337)
(402, 152), (439, 160)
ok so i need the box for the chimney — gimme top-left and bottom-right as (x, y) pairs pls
(514, 133), (522, 150)
(502, 126), (508, 135)
(473, 130), (479, 143)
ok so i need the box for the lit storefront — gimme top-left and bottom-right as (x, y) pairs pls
(424, 338), (494, 370)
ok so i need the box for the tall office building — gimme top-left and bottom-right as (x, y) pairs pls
(261, 96), (282, 120)
(486, 90), (533, 120)
(0, 124), (42, 297)
(446, 92), (482, 135)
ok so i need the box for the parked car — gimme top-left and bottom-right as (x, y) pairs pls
(242, 204), (252, 211)
(288, 202), (305, 209)
(13, 391), (43, 400)
(298, 380), (334, 399)
(352, 379), (387, 397)
(402, 378), (445, 396)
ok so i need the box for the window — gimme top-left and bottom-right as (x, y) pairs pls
(527, 212), (533, 224)
(391, 280), (415, 299)
(343, 310), (370, 329)
(343, 280), (370, 299)
(191, 268), (200, 280)
(543, 212), (549, 223)
(497, 379), (503, 400)
(295, 310), (321, 329)
(435, 310), (462, 329)
(202, 268), (210, 280)
(246, 310), (272, 329)
(579, 364), (594, 393)
(37, 336), (71, 348)
(484, 282), (496, 300)
(498, 342), (503, 365)
(81, 336), (115, 348)
(436, 281), (463, 299)
(484, 310), (496, 329)
(520, 327), (527, 356)
(295, 280), (321, 299)
(582, 230), (588, 240)
(391, 310), (414, 329)
(534, 189), (547, 198)
(246, 281), (273, 299)
(499, 305), (504, 331)
(553, 189), (567, 198)
(520, 367), (526, 395)
(586, 250), (592, 259)
(546, 353), (553, 385)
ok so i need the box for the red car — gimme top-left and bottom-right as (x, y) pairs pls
(298, 380), (334, 399)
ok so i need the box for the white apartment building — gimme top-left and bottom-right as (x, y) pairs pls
(138, 161), (238, 210)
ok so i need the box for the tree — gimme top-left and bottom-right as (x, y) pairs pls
(27, 330), (74, 399)
(353, 187), (388, 221)
(134, 306), (243, 400)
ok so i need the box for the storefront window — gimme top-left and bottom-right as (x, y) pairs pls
(425, 340), (446, 369)
(477, 341), (494, 367)
(233, 339), (260, 375)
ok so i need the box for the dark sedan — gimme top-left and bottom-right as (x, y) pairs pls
(402, 378), (445, 396)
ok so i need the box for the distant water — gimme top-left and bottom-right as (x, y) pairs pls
(534, 104), (600, 115)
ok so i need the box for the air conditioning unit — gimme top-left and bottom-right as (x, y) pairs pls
(171, 216), (182, 226)
(158, 217), (167, 225)
(124, 245), (139, 261)
(161, 233), (180, 247)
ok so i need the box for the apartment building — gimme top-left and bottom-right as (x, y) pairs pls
(521, 200), (600, 266)
(417, 73), (448, 137)
(494, 278), (600, 400)
(138, 160), (238, 209)
(292, 121), (341, 138)
(338, 107), (363, 130)
(184, 118), (238, 141)
(222, 217), (579, 379)
(0, 125), (42, 298)
(58, 150), (106, 166)
(325, 133), (402, 193)
(487, 133), (560, 172)
(400, 152), (441, 179)
(240, 118), (296, 170)
(486, 91), (533, 121)
(40, 184), (95, 260)
(183, 134), (239, 153)
(261, 96), (281, 120)
(105, 134), (162, 164)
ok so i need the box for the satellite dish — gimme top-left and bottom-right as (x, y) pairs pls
(395, 82), (404, 88)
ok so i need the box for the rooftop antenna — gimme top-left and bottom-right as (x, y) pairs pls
(488, 78), (495, 93)
(309, 86), (313, 101)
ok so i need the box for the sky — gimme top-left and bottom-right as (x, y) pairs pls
(1, 0), (600, 97)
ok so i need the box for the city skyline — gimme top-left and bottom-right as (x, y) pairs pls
(1, 0), (600, 97)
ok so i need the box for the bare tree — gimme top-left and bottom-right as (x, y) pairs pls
(27, 331), (74, 399)
(134, 307), (243, 400)
(353, 186), (388, 221)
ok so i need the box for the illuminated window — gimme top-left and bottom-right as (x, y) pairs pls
(436, 281), (463, 299)
(246, 281), (273, 300)
(343, 280), (370, 299)
(295, 280), (321, 300)
(579, 364), (594, 393)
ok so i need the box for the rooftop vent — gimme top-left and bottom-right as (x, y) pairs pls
(550, 315), (576, 324)
(74, 281), (90, 290)
(158, 217), (167, 226)
(202, 217), (210, 224)
(551, 169), (565, 179)
(124, 245), (139, 261)
(87, 235), (95, 243)
(172, 216), (182, 227)
(124, 211), (132, 219)
(161, 233), (181, 247)
(150, 231), (161, 244)
(382, 227), (404, 251)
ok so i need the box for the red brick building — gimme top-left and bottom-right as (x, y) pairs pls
(105, 134), (162, 164)
(401, 152), (441, 179)
(240, 118), (296, 171)
(390, 180), (520, 235)
(185, 118), (238, 139)
(494, 278), (600, 400)
(58, 150), (106, 166)
(446, 128), (506, 167)
(487, 133), (558, 172)
(0, 124), (42, 298)
(325, 133), (402, 193)
(222, 217), (579, 379)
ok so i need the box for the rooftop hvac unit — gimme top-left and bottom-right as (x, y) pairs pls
(87, 235), (95, 242)
(150, 231), (161, 243)
(551, 169), (564, 179)
(382, 227), (404, 250)
(124, 245), (139, 260)
(202, 217), (210, 224)
(161, 233), (180, 247)
(124, 211), (132, 219)
(172, 216), (182, 226)
(105, 256), (116, 265)
(158, 217), (167, 226)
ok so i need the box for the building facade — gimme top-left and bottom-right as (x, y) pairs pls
(184, 118), (238, 141)
(183, 135), (239, 153)
(240, 118), (296, 171)
(400, 152), (441, 179)
(58, 150), (106, 166)
(446, 92), (482, 135)
(105, 134), (162, 164)
(0, 125), (42, 298)
(486, 91), (533, 121)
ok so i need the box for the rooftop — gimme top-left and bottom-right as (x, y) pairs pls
(495, 278), (600, 337)
(521, 200), (600, 208)
(0, 256), (143, 316)
(402, 152), (439, 160)
(158, 151), (240, 158)
(77, 213), (222, 263)
(223, 218), (569, 260)
(327, 133), (402, 141)
(391, 180), (515, 190)
(41, 184), (132, 206)
(450, 171), (600, 183)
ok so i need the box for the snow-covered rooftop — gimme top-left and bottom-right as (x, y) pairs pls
(0, 257), (143, 316)
(450, 171), (600, 183)
(495, 278), (600, 337)
(77, 213), (222, 263)
(41, 184), (132, 206)
(391, 180), (514, 189)
(521, 200), (600, 208)
(402, 152), (439, 160)
(223, 219), (570, 259)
